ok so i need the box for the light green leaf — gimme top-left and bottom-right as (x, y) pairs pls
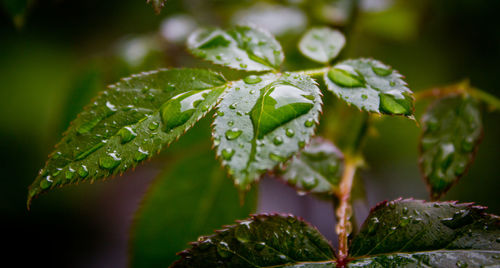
(324, 58), (414, 117)
(298, 27), (346, 64)
(28, 69), (227, 207)
(348, 199), (500, 267)
(147, 0), (167, 14)
(171, 214), (336, 267)
(280, 137), (343, 195)
(419, 94), (483, 200)
(187, 25), (284, 71)
(130, 148), (256, 267)
(213, 73), (323, 190)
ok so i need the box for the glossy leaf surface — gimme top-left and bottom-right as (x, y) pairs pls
(131, 149), (256, 267)
(213, 73), (322, 190)
(147, 0), (167, 14)
(419, 94), (482, 199)
(28, 69), (226, 206)
(324, 59), (414, 117)
(349, 199), (500, 267)
(281, 137), (344, 195)
(298, 27), (345, 64)
(187, 25), (284, 71)
(171, 214), (336, 267)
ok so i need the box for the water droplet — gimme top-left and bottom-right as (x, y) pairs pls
(134, 148), (149, 162)
(227, 121), (234, 126)
(461, 137), (474, 152)
(372, 66), (392, 76)
(243, 75), (262, 84)
(148, 121), (159, 130)
(255, 242), (265, 251)
(456, 261), (468, 268)
(273, 136), (283, 145)
(327, 65), (365, 87)
(213, 137), (220, 146)
(301, 177), (318, 190)
(304, 119), (314, 127)
(379, 93), (412, 115)
(285, 128), (295, 137)
(454, 162), (466, 176)
(221, 148), (235, 160)
(269, 153), (286, 162)
(439, 143), (455, 171)
(77, 117), (101, 134)
(298, 140), (306, 148)
(217, 111), (225, 116)
(225, 128), (242, 140)
(249, 90), (256, 94)
(234, 225), (251, 243)
(39, 176), (53, 190)
(78, 165), (88, 178)
(250, 83), (314, 139)
(239, 63), (248, 68)
(400, 216), (410, 227)
(99, 152), (122, 169)
(368, 217), (379, 234)
(160, 90), (209, 130)
(216, 241), (232, 258)
(229, 103), (237, 109)
(118, 126), (137, 144)
(402, 206), (409, 214)
(390, 81), (396, 86)
(65, 168), (75, 180)
(361, 94), (368, 100)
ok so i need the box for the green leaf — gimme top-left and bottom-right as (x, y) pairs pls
(28, 69), (227, 207)
(298, 27), (346, 64)
(213, 73), (323, 190)
(147, 0), (167, 14)
(348, 199), (500, 267)
(324, 59), (415, 117)
(187, 25), (284, 72)
(130, 148), (256, 267)
(419, 94), (482, 200)
(171, 214), (336, 267)
(280, 137), (343, 195)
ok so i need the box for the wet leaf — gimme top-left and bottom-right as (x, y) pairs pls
(280, 137), (344, 195)
(28, 69), (226, 207)
(131, 149), (256, 267)
(298, 27), (346, 64)
(171, 214), (336, 267)
(213, 73), (322, 190)
(348, 199), (500, 267)
(324, 58), (414, 118)
(187, 25), (284, 71)
(419, 94), (483, 200)
(147, 0), (167, 14)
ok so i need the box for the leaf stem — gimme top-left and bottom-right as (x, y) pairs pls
(335, 154), (362, 266)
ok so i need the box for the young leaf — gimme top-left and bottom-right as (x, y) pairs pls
(28, 69), (227, 207)
(130, 148), (256, 267)
(419, 94), (482, 200)
(324, 59), (415, 117)
(298, 27), (346, 64)
(349, 199), (500, 267)
(147, 0), (167, 14)
(280, 137), (344, 195)
(213, 73), (323, 190)
(171, 214), (336, 267)
(187, 25), (284, 72)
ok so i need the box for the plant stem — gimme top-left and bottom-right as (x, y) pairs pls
(335, 155), (359, 264)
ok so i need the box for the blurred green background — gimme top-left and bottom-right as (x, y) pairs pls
(1, 0), (499, 266)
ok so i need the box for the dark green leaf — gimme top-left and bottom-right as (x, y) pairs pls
(419, 94), (483, 200)
(130, 148), (256, 267)
(28, 69), (227, 207)
(349, 199), (500, 267)
(298, 27), (346, 64)
(147, 0), (167, 14)
(280, 137), (343, 195)
(324, 59), (414, 117)
(213, 73), (322, 190)
(171, 214), (336, 267)
(187, 25), (284, 71)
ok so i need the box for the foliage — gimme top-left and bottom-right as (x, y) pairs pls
(25, 1), (500, 267)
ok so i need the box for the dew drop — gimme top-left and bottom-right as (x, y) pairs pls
(217, 111), (225, 116)
(148, 121), (159, 130)
(285, 128), (295, 137)
(40, 176), (53, 190)
(99, 152), (122, 169)
(216, 242), (232, 258)
(400, 216), (410, 227)
(134, 148), (149, 162)
(78, 165), (89, 178)
(221, 148), (235, 161)
(327, 65), (365, 88)
(371, 66), (392, 76)
(227, 121), (234, 126)
(65, 168), (75, 180)
(273, 136), (283, 145)
(239, 63), (248, 68)
(298, 140), (306, 148)
(243, 75), (262, 84)
(118, 126), (137, 144)
(225, 128), (242, 140)
(379, 93), (412, 115)
(160, 90), (209, 131)
(255, 242), (265, 251)
(304, 119), (314, 127)
(461, 137), (474, 152)
(229, 103), (237, 109)
(269, 153), (286, 162)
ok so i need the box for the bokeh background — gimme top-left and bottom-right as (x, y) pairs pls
(1, 0), (499, 267)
